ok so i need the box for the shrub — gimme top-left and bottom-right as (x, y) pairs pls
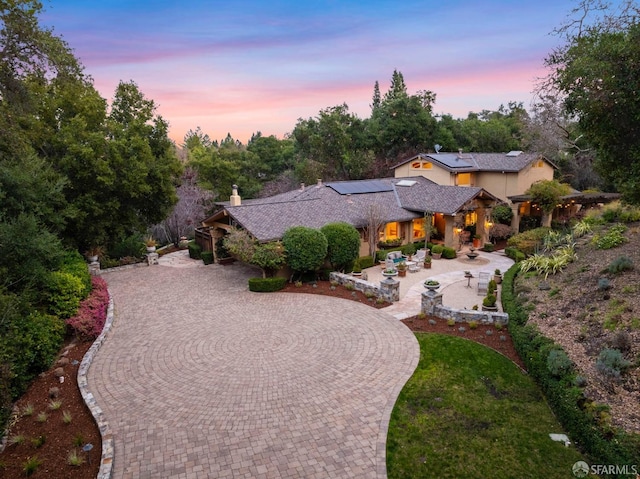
(321, 222), (360, 272)
(482, 243), (494, 252)
(251, 242), (287, 278)
(592, 223), (627, 250)
(597, 278), (611, 291)
(431, 244), (444, 255)
(442, 246), (456, 259)
(547, 349), (573, 377)
(59, 251), (92, 297)
(401, 243), (418, 256)
(110, 234), (145, 259)
(282, 226), (328, 274)
(507, 227), (551, 255)
(6, 311), (65, 398)
(607, 255), (634, 274)
(66, 276), (110, 340)
(505, 246), (525, 262)
(188, 242), (202, 259)
(358, 256), (375, 270)
(468, 320), (478, 329)
(492, 203), (514, 225)
(483, 294), (497, 307)
(247, 277), (287, 292)
(595, 348), (630, 379)
(223, 227), (256, 262)
(45, 271), (85, 319)
(489, 223), (512, 241)
(200, 251), (214, 265)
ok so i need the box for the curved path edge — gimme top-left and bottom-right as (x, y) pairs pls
(77, 293), (115, 479)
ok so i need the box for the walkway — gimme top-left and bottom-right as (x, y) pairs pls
(89, 252), (419, 478)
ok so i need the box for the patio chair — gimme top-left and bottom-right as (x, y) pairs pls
(477, 271), (490, 296)
(408, 262), (420, 273)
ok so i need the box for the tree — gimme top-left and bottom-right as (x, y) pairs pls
(526, 180), (572, 227)
(251, 242), (287, 278)
(371, 80), (381, 110)
(291, 104), (373, 181)
(152, 167), (214, 245)
(544, 0), (640, 203)
(320, 222), (360, 272)
(363, 204), (385, 258)
(369, 71), (437, 163)
(282, 226), (327, 278)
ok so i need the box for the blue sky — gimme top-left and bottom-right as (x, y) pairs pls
(42, 0), (586, 144)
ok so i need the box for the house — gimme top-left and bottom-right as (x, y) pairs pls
(199, 176), (500, 260)
(392, 151), (556, 231)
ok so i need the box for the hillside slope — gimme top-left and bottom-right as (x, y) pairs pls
(515, 223), (640, 433)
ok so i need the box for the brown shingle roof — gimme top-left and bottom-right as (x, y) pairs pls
(206, 177), (499, 242)
(392, 151), (556, 173)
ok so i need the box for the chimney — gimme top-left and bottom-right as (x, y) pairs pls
(300, 182), (305, 191)
(316, 178), (322, 187)
(230, 184), (241, 206)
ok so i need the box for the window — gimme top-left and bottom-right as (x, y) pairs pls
(411, 161), (433, 169)
(412, 218), (425, 240)
(534, 159), (544, 168)
(385, 222), (399, 240)
(457, 173), (471, 186)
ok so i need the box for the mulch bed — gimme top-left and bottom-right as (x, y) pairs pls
(0, 340), (100, 479)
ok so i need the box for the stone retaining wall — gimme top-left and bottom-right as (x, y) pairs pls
(422, 290), (508, 325)
(329, 272), (400, 303)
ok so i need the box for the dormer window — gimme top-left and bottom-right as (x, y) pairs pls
(411, 160), (433, 170)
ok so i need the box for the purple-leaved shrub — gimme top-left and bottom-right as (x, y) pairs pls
(66, 277), (109, 339)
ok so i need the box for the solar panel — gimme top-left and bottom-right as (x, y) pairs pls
(426, 153), (473, 168)
(326, 180), (394, 195)
(506, 150), (523, 157)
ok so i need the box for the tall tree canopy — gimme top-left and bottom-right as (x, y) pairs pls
(545, 0), (640, 203)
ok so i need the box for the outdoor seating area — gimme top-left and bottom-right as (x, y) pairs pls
(362, 246), (514, 318)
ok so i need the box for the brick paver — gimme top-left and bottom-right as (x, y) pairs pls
(89, 257), (419, 478)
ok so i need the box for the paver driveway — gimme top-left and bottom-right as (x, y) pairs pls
(90, 259), (419, 478)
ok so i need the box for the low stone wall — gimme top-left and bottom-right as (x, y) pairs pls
(421, 290), (508, 325)
(329, 272), (400, 303)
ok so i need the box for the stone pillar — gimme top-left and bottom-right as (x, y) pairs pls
(88, 261), (100, 276)
(444, 215), (455, 248)
(476, 207), (487, 244)
(379, 277), (400, 303)
(421, 289), (443, 316)
(510, 203), (520, 234)
(146, 253), (159, 266)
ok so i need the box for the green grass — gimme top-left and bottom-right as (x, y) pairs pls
(387, 334), (584, 479)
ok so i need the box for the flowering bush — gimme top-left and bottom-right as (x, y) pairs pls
(66, 276), (109, 340)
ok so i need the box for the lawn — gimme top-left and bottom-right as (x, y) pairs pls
(387, 333), (585, 478)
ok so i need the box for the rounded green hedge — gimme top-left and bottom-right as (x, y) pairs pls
(248, 277), (287, 292)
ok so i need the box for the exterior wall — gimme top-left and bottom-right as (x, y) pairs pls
(516, 161), (555, 197)
(475, 172), (519, 203)
(396, 163), (453, 185)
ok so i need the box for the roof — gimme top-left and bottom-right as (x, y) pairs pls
(392, 151), (557, 173)
(204, 177), (498, 242)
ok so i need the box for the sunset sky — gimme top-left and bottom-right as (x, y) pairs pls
(42, 1), (590, 145)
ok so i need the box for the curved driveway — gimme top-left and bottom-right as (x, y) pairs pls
(90, 257), (419, 478)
